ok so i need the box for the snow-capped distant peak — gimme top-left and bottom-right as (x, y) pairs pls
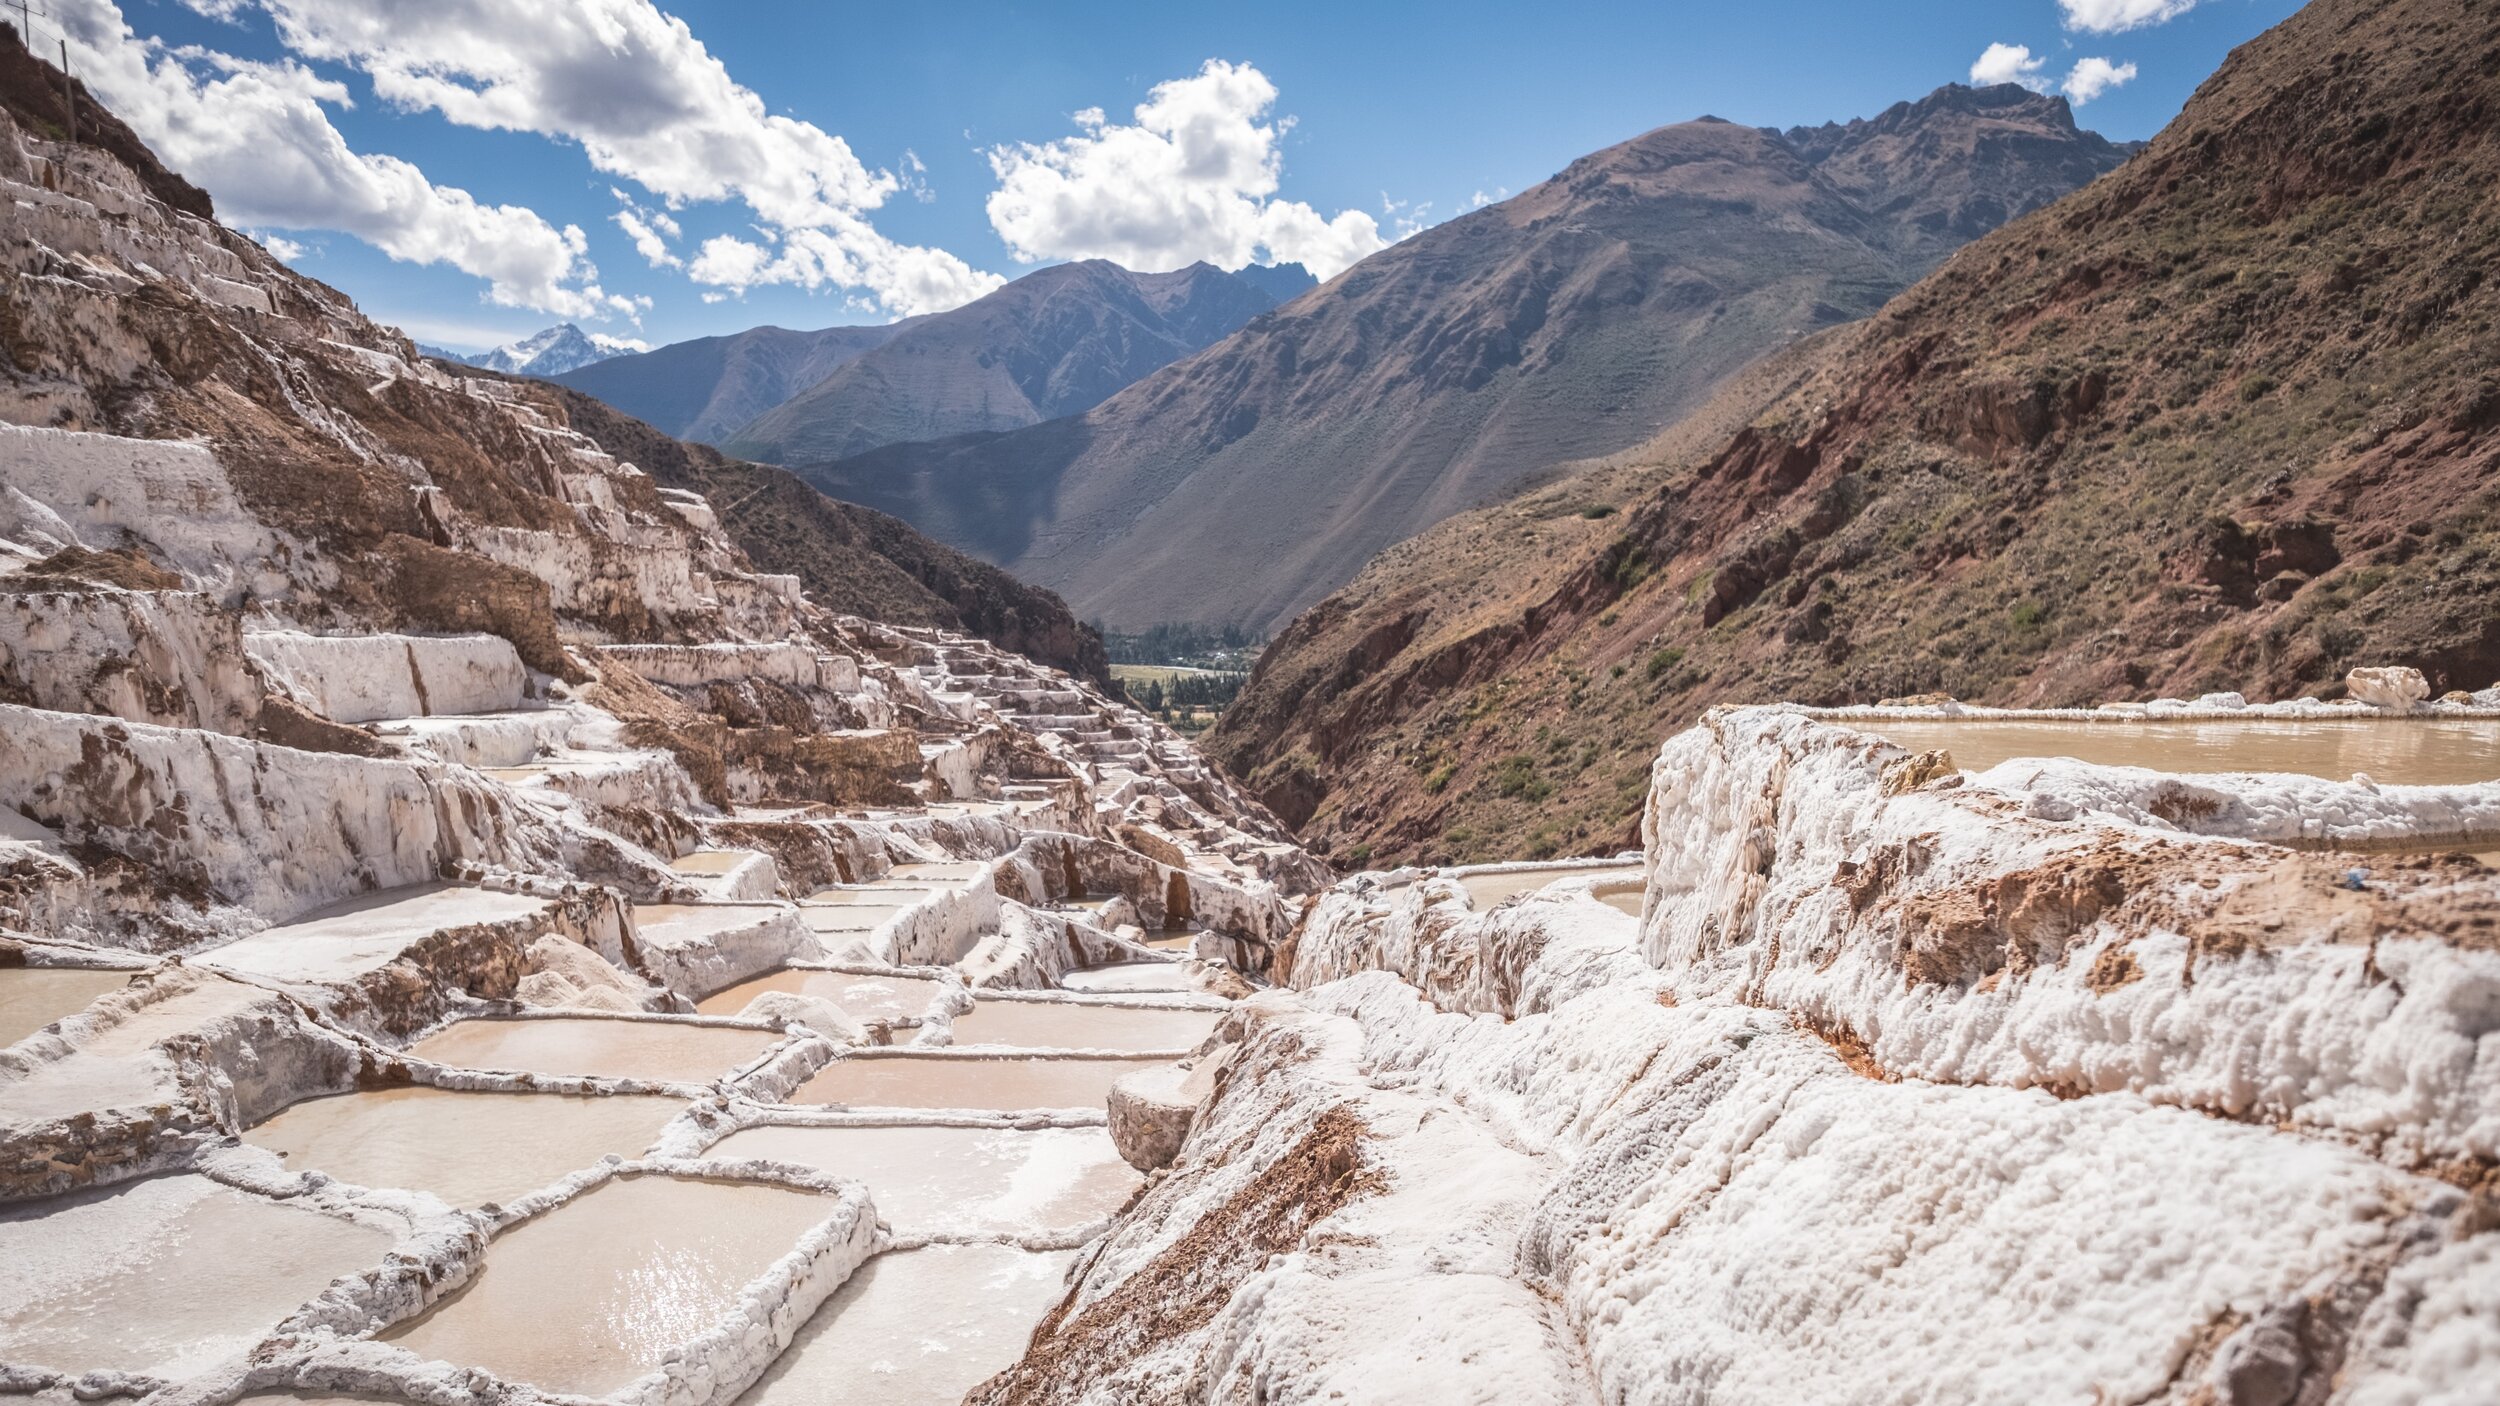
(467, 324), (647, 377)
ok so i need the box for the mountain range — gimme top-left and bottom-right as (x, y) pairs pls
(553, 260), (1312, 460)
(797, 84), (2134, 632)
(429, 323), (646, 377)
(1208, 0), (2500, 865)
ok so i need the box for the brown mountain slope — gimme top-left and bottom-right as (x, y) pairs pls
(802, 84), (2130, 632)
(1209, 0), (2500, 867)
(722, 260), (1287, 465)
(546, 386), (1109, 684)
(549, 321), (913, 444)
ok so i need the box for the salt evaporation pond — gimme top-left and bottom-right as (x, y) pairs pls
(947, 997), (1218, 1052)
(794, 1053), (1170, 1110)
(0, 1174), (391, 1379)
(807, 887), (933, 906)
(1057, 962), (1198, 994)
(735, 1244), (1076, 1406)
(709, 1123), (1140, 1235)
(0, 967), (132, 1047)
(247, 1087), (685, 1208)
(1459, 866), (1642, 908)
(1858, 716), (2500, 785)
(383, 1173), (836, 1399)
(408, 1016), (774, 1084)
(696, 968), (947, 1022)
(881, 861), (986, 882)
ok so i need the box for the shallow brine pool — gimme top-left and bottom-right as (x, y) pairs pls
(1856, 716), (2500, 786)
(792, 1053), (1170, 1111)
(708, 1123), (1139, 1235)
(696, 968), (948, 1023)
(0, 1174), (390, 1380)
(407, 1017), (775, 1085)
(382, 1173), (838, 1399)
(946, 998), (1218, 1052)
(734, 1244), (1075, 1406)
(247, 1086), (685, 1208)
(0, 967), (133, 1048)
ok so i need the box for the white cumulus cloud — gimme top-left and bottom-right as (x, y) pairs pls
(2062, 57), (2139, 104)
(54, 0), (630, 319)
(2058, 0), (2197, 34)
(1971, 42), (2051, 93)
(224, 0), (1000, 316)
(984, 60), (1388, 280)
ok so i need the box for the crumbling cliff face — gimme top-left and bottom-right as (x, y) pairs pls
(985, 700), (2500, 1403)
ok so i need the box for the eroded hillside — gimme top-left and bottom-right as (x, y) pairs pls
(803, 84), (2132, 632)
(1214, 0), (2500, 868)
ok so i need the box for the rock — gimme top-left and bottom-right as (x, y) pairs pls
(1107, 1045), (1230, 1171)
(1881, 748), (1959, 795)
(2345, 665), (2430, 711)
(737, 991), (864, 1043)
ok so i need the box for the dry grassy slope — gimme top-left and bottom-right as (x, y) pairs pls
(544, 385), (1111, 684)
(1212, 0), (2500, 868)
(720, 260), (1280, 465)
(803, 86), (2129, 633)
(0, 24), (209, 219)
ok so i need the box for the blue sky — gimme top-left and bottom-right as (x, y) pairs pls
(53, 0), (2302, 352)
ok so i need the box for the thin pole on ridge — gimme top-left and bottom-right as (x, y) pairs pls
(59, 37), (75, 146)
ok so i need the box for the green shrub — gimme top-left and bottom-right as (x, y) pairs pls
(1580, 504), (1617, 519)
(1424, 763), (1456, 794)
(1492, 754), (1553, 801)
(2239, 374), (2278, 402)
(1646, 646), (1686, 680)
(2008, 600), (2047, 632)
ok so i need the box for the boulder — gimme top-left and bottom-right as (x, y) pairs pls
(1108, 1044), (1231, 1171)
(2345, 665), (2430, 711)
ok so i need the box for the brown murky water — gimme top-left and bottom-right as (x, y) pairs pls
(695, 969), (948, 1023)
(1057, 962), (1198, 995)
(408, 1017), (775, 1085)
(667, 851), (755, 876)
(247, 1087), (685, 1208)
(0, 968), (133, 1048)
(1596, 886), (1645, 919)
(1856, 717), (2500, 785)
(383, 1173), (837, 1399)
(735, 1244), (1077, 1406)
(947, 998), (1218, 1052)
(1458, 867), (1642, 908)
(0, 1174), (391, 1379)
(792, 1054), (1169, 1111)
(709, 1123), (1140, 1235)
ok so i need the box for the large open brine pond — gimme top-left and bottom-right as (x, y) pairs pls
(1855, 716), (2500, 786)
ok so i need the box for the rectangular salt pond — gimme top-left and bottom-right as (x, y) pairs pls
(881, 861), (986, 882)
(792, 1053), (1170, 1111)
(201, 884), (547, 984)
(0, 1174), (391, 1380)
(708, 1123), (1140, 1235)
(735, 1244), (1075, 1406)
(696, 968), (947, 1022)
(798, 904), (910, 935)
(383, 1174), (837, 1399)
(1458, 866), (1642, 908)
(407, 1017), (775, 1084)
(947, 998), (1218, 1052)
(1856, 716), (2500, 785)
(1057, 962), (1198, 994)
(806, 887), (933, 906)
(247, 1087), (686, 1208)
(0, 967), (133, 1048)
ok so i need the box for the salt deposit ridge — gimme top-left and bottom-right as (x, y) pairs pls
(4, 94), (2499, 1406)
